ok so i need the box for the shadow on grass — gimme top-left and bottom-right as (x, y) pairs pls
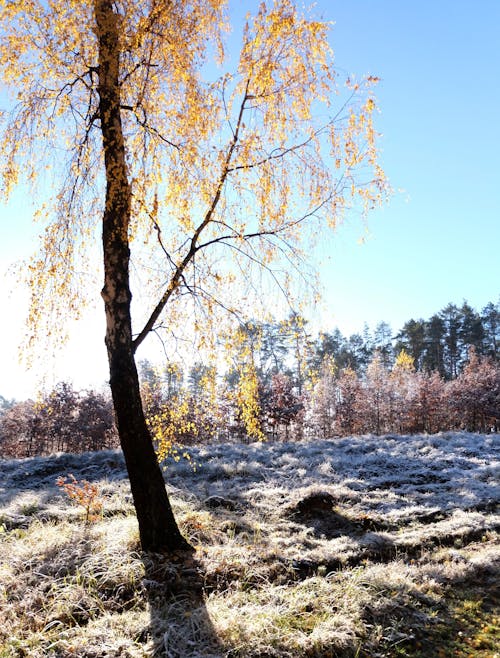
(142, 552), (224, 658)
(356, 558), (499, 658)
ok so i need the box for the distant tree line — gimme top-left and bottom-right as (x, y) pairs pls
(311, 299), (499, 381)
(1, 299), (498, 457)
(0, 383), (118, 457)
(305, 347), (499, 438)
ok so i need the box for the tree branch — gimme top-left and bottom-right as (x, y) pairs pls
(132, 80), (251, 352)
(121, 102), (181, 150)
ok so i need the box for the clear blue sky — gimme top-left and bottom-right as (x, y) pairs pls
(1, 0), (499, 399)
(314, 0), (500, 334)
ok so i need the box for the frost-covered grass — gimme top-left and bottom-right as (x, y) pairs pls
(0, 432), (498, 657)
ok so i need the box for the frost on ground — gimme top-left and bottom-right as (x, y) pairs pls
(0, 432), (498, 657)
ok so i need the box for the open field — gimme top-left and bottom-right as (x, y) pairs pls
(1, 432), (498, 657)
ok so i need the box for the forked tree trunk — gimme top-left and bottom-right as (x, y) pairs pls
(94, 0), (191, 553)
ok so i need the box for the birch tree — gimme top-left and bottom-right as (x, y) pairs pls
(0, 0), (389, 551)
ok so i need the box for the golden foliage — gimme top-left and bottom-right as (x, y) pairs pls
(393, 349), (415, 373)
(224, 324), (265, 440)
(235, 361), (264, 440)
(0, 0), (390, 362)
(140, 360), (222, 461)
(141, 374), (195, 463)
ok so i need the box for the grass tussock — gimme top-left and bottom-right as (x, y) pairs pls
(0, 432), (498, 657)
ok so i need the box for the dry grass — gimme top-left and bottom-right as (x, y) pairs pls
(0, 433), (498, 657)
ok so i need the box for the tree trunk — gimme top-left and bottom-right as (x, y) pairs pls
(94, 0), (191, 553)
(107, 347), (191, 553)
